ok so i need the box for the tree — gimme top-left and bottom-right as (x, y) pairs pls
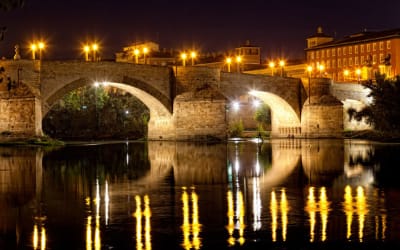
(348, 75), (400, 132)
(254, 103), (271, 131)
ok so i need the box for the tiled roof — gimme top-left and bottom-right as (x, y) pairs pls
(305, 28), (400, 50)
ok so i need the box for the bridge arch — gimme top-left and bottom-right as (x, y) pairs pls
(43, 77), (174, 140)
(249, 90), (301, 137)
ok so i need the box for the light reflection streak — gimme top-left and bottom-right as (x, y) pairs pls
(252, 177), (261, 231)
(270, 190), (278, 242)
(319, 187), (329, 242)
(227, 191), (235, 246)
(226, 189), (246, 246)
(181, 187), (202, 250)
(134, 195), (152, 250)
(105, 181), (109, 226)
(356, 186), (367, 242)
(280, 189), (288, 242)
(33, 219), (46, 249)
(306, 187), (316, 242)
(343, 185), (353, 240)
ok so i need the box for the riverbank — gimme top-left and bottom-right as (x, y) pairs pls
(0, 135), (65, 146)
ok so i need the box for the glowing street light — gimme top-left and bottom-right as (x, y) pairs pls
(343, 69), (349, 81)
(92, 43), (98, 62)
(307, 66), (313, 104)
(30, 43), (37, 60)
(269, 61), (275, 76)
(190, 51), (196, 66)
(134, 49), (140, 64)
(318, 64), (325, 77)
(38, 41), (45, 60)
(83, 45), (90, 62)
(181, 52), (187, 67)
(143, 47), (148, 64)
(236, 56), (242, 72)
(279, 60), (285, 77)
(356, 68), (361, 83)
(226, 57), (232, 72)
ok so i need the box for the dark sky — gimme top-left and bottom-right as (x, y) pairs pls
(1, 0), (400, 61)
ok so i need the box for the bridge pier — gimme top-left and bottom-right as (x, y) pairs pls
(301, 78), (343, 138)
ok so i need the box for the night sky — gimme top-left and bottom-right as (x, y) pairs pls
(1, 0), (400, 61)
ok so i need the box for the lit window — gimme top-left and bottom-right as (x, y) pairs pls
(361, 56), (364, 64)
(338, 48), (341, 56)
(349, 46), (352, 54)
(373, 43), (377, 51)
(343, 47), (346, 55)
(373, 54), (377, 64)
(327, 60), (331, 69)
(349, 58), (353, 66)
(360, 44), (364, 53)
(321, 50), (325, 58)
(338, 59), (341, 67)
(316, 51), (320, 59)
(332, 59), (336, 68)
(311, 52), (314, 60)
(343, 58), (347, 67)
(355, 57), (359, 65)
(379, 42), (384, 50)
(327, 49), (330, 58)
(354, 45), (358, 54)
(367, 44), (371, 52)
(387, 41), (391, 49)
(332, 48), (335, 56)
(379, 53), (384, 63)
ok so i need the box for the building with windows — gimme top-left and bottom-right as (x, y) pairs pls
(305, 27), (400, 82)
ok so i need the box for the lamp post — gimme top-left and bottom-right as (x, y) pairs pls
(83, 45), (90, 62)
(38, 42), (45, 60)
(143, 47), (148, 64)
(92, 43), (98, 62)
(307, 66), (313, 104)
(134, 49), (139, 64)
(190, 51), (196, 66)
(181, 53), (187, 67)
(356, 68), (361, 83)
(236, 56), (242, 73)
(279, 60), (285, 77)
(343, 69), (349, 81)
(318, 64), (325, 77)
(30, 43), (37, 60)
(226, 57), (232, 72)
(269, 62), (275, 76)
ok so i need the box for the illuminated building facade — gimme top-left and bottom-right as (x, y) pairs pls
(305, 27), (400, 82)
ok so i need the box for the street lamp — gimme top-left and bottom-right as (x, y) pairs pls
(92, 43), (98, 62)
(38, 42), (45, 60)
(30, 43), (37, 60)
(134, 49), (140, 64)
(343, 69), (349, 81)
(226, 57), (232, 72)
(279, 60), (285, 77)
(190, 51), (196, 66)
(236, 56), (242, 72)
(181, 52), (187, 67)
(307, 66), (313, 104)
(143, 47), (148, 64)
(356, 68), (361, 83)
(269, 61), (275, 76)
(83, 45), (90, 62)
(318, 64), (325, 77)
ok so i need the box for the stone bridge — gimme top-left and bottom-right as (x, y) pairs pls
(0, 60), (370, 139)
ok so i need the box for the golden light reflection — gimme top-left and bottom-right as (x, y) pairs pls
(134, 195), (152, 250)
(270, 190), (278, 242)
(356, 186), (368, 242)
(226, 189), (245, 246)
(86, 216), (92, 250)
(343, 185), (353, 240)
(306, 187), (316, 242)
(319, 187), (329, 242)
(280, 189), (289, 242)
(305, 187), (331, 242)
(181, 187), (202, 250)
(33, 222), (46, 250)
(105, 181), (110, 226)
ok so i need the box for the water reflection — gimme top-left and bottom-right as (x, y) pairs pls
(181, 187), (201, 250)
(0, 139), (399, 249)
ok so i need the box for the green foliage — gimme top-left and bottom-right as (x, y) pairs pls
(349, 75), (400, 132)
(254, 103), (271, 131)
(229, 119), (244, 137)
(43, 86), (150, 139)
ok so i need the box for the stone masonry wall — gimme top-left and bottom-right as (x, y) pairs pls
(174, 98), (227, 140)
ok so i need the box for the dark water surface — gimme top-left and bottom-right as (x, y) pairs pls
(1, 139), (400, 249)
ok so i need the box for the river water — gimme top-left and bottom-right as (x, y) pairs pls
(1, 139), (400, 249)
